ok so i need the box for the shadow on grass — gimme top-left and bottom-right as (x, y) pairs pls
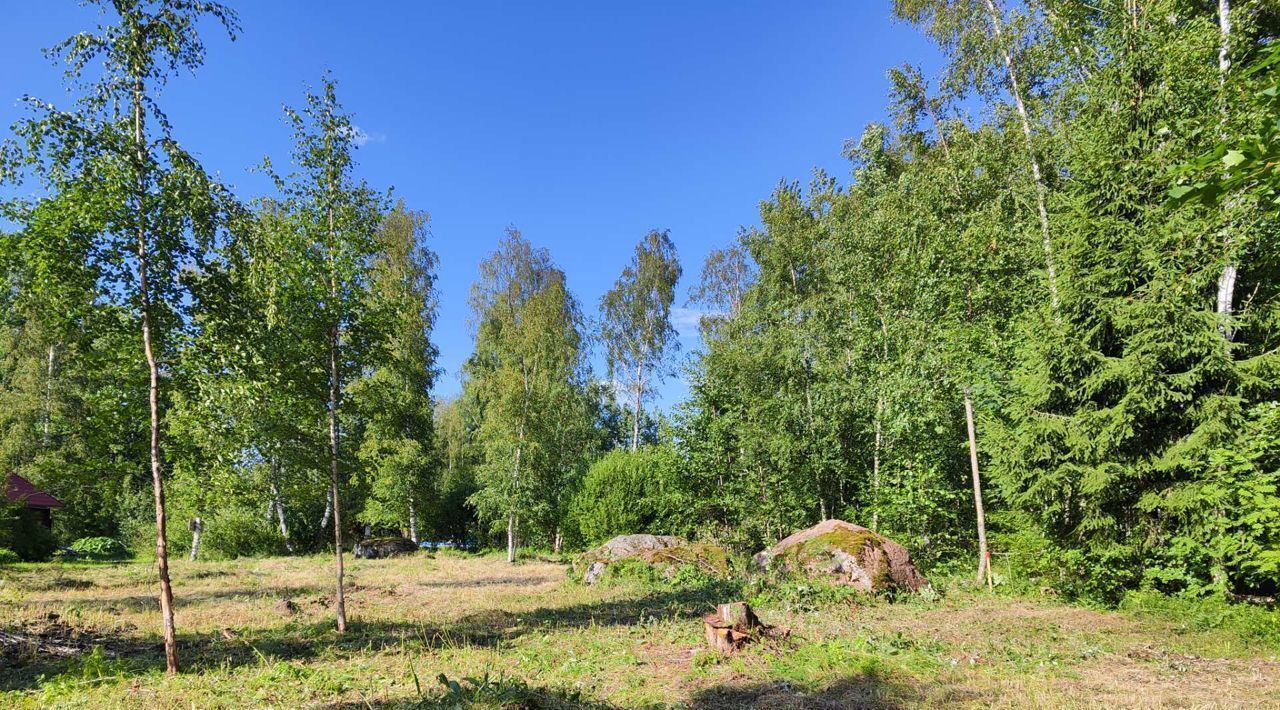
(0, 579), (738, 693)
(323, 676), (619, 709)
(315, 672), (919, 709)
(687, 675), (918, 709)
(40, 584), (327, 613)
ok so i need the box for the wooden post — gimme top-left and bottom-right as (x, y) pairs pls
(964, 388), (990, 585)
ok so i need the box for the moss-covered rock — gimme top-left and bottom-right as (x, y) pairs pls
(574, 534), (732, 584)
(753, 519), (927, 593)
(637, 542), (731, 576)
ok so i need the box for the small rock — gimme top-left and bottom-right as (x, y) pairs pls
(584, 561), (607, 585)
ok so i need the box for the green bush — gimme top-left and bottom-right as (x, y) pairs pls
(433, 672), (594, 707)
(578, 553), (742, 594)
(114, 485), (160, 561)
(17, 518), (58, 561)
(570, 445), (684, 544)
(0, 548), (20, 565)
(585, 557), (666, 585)
(1140, 402), (1280, 597)
(69, 537), (129, 560)
(199, 505), (284, 559)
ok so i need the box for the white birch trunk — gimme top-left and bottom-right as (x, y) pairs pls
(188, 517), (202, 562)
(329, 328), (346, 632)
(134, 75), (178, 675)
(507, 363), (531, 565)
(1216, 0), (1237, 338)
(42, 343), (55, 449)
(269, 461), (294, 552)
(506, 513), (517, 564)
(871, 311), (889, 532)
(319, 485), (333, 531)
(408, 497), (418, 544)
(631, 360), (643, 451)
(508, 422), (524, 565)
(327, 181), (346, 634)
(872, 398), (883, 532)
(985, 0), (1060, 312)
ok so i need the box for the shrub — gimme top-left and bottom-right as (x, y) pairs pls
(114, 485), (160, 561)
(570, 446), (684, 544)
(199, 505), (285, 559)
(69, 537), (129, 561)
(0, 548), (20, 565)
(434, 673), (594, 707)
(1140, 402), (1280, 597)
(586, 557), (665, 585)
(578, 552), (742, 594)
(987, 510), (1141, 604)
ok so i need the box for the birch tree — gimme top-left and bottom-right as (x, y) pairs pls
(465, 229), (586, 562)
(893, 0), (1061, 311)
(1, 0), (239, 673)
(354, 202), (440, 542)
(265, 76), (386, 632)
(688, 240), (754, 340)
(1215, 0), (1237, 336)
(600, 230), (682, 451)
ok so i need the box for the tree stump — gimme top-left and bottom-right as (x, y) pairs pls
(702, 602), (782, 654)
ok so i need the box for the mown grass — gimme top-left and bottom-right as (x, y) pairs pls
(0, 553), (1277, 708)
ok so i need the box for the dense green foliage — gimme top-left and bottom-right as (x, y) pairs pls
(462, 230), (600, 558)
(570, 447), (683, 544)
(674, 0), (1280, 600)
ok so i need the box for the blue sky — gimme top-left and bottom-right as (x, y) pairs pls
(1, 1), (940, 409)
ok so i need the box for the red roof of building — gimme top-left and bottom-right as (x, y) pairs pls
(5, 473), (65, 509)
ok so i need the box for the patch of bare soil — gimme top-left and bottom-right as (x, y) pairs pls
(0, 612), (142, 665)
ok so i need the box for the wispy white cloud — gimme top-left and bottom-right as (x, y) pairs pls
(346, 124), (386, 147)
(671, 306), (714, 337)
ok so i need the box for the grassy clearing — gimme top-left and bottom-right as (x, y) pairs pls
(0, 553), (1277, 708)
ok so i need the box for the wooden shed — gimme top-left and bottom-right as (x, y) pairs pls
(5, 473), (65, 529)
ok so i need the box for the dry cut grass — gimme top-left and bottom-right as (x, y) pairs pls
(0, 552), (1277, 708)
